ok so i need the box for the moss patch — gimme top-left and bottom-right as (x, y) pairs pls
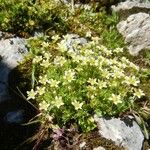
(81, 131), (125, 150)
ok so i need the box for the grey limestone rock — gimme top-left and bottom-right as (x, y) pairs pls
(0, 36), (28, 101)
(112, 0), (150, 12)
(60, 34), (87, 54)
(94, 115), (144, 150)
(0, 35), (28, 123)
(117, 12), (150, 55)
(65, 34), (87, 48)
(112, 0), (150, 20)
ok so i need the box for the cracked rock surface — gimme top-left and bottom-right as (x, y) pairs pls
(94, 116), (144, 150)
(0, 34), (28, 123)
(0, 36), (27, 101)
(112, 0), (150, 20)
(117, 12), (150, 55)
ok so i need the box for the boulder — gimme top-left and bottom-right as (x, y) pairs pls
(0, 36), (28, 101)
(112, 0), (150, 20)
(94, 115), (144, 150)
(0, 33), (28, 123)
(117, 12), (150, 55)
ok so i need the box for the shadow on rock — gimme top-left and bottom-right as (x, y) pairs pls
(0, 63), (38, 150)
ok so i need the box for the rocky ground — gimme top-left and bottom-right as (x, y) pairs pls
(0, 0), (150, 150)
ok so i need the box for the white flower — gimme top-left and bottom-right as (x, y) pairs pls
(41, 42), (49, 48)
(83, 4), (91, 10)
(99, 45), (112, 55)
(32, 56), (42, 64)
(83, 49), (94, 56)
(27, 89), (37, 100)
(133, 88), (145, 98)
(104, 59), (113, 65)
(72, 100), (83, 110)
(99, 45), (107, 51)
(117, 62), (127, 69)
(87, 85), (96, 92)
(86, 31), (92, 37)
(53, 56), (66, 66)
(123, 76), (140, 86)
(43, 52), (52, 60)
(121, 57), (130, 64)
(67, 49), (76, 57)
(110, 58), (118, 65)
(39, 75), (49, 85)
(46, 115), (53, 122)
(63, 34), (73, 40)
(49, 79), (60, 88)
(57, 40), (68, 52)
(51, 35), (60, 42)
(36, 86), (46, 95)
(89, 57), (99, 66)
(40, 59), (51, 68)
(97, 55), (105, 62)
(112, 71), (124, 79)
(71, 54), (81, 63)
(80, 56), (88, 66)
(111, 81), (118, 87)
(111, 67), (124, 79)
(87, 78), (97, 85)
(129, 62), (139, 71)
(63, 69), (76, 83)
(97, 80), (107, 89)
(104, 49), (112, 56)
(53, 96), (64, 108)
(101, 69), (111, 79)
(90, 94), (95, 99)
(114, 48), (123, 53)
(39, 101), (50, 111)
(75, 66), (83, 72)
(91, 37), (101, 44)
(108, 94), (122, 105)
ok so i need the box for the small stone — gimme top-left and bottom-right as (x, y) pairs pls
(65, 34), (87, 50)
(93, 146), (105, 150)
(4, 110), (24, 123)
(80, 141), (86, 149)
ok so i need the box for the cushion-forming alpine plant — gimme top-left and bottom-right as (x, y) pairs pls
(27, 34), (144, 132)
